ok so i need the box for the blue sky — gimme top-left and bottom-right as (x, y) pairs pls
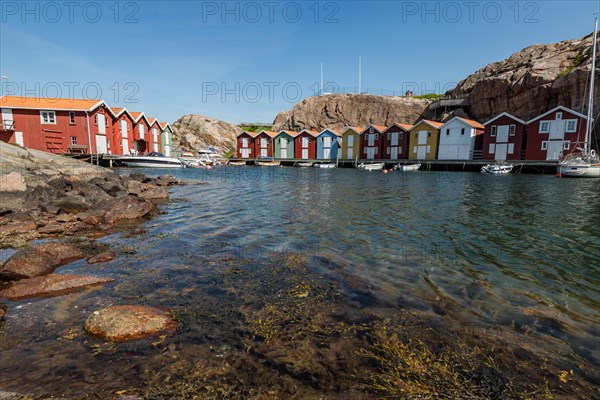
(1, 1), (599, 124)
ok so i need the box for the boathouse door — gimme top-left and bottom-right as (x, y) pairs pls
(280, 137), (288, 158)
(546, 140), (563, 160)
(495, 143), (507, 160)
(122, 139), (129, 154)
(390, 146), (398, 160)
(241, 148), (250, 158)
(417, 145), (426, 159)
(260, 138), (268, 157)
(366, 147), (375, 159)
(301, 137), (309, 159)
(96, 135), (107, 154)
(323, 136), (331, 159)
(346, 135), (354, 159)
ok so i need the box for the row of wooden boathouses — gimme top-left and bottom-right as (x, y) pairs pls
(236, 106), (588, 162)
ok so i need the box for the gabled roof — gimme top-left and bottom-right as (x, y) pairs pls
(237, 130), (257, 137)
(483, 112), (527, 126)
(318, 128), (341, 137)
(275, 130), (299, 138)
(411, 119), (444, 130)
(527, 105), (587, 124)
(341, 126), (364, 135)
(159, 122), (172, 130)
(0, 95), (105, 111)
(129, 111), (152, 125)
(384, 123), (413, 132)
(147, 117), (161, 127)
(298, 129), (320, 137)
(255, 130), (278, 138)
(361, 124), (388, 134)
(439, 116), (484, 130)
(109, 107), (134, 120)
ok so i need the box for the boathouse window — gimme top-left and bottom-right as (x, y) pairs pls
(71, 136), (77, 145)
(105, 117), (109, 128)
(426, 145), (431, 153)
(565, 120), (577, 132)
(387, 132), (390, 140)
(540, 121), (550, 133)
(556, 112), (563, 120)
(399, 133), (403, 139)
(461, 128), (465, 135)
(508, 143), (514, 154)
(509, 125), (516, 136)
(541, 141), (548, 150)
(94, 115), (97, 125)
(563, 141), (570, 150)
(428, 132), (431, 137)
(446, 129), (450, 136)
(489, 143), (495, 154)
(40, 111), (56, 124)
(369, 128), (374, 133)
(375, 133), (378, 140)
(69, 112), (76, 125)
(491, 126), (497, 136)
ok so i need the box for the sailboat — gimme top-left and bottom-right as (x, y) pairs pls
(558, 17), (600, 178)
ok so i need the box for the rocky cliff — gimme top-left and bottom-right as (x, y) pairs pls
(273, 94), (431, 132)
(438, 32), (599, 124)
(171, 115), (238, 154)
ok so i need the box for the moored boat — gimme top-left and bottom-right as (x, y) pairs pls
(396, 163), (421, 171)
(255, 158), (281, 166)
(120, 152), (183, 168)
(179, 151), (206, 168)
(313, 163), (336, 169)
(295, 162), (313, 167)
(481, 164), (513, 174)
(358, 162), (385, 171)
(558, 18), (600, 178)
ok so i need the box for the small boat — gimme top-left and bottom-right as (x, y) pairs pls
(197, 148), (224, 166)
(179, 151), (206, 168)
(120, 152), (183, 168)
(228, 160), (247, 166)
(255, 158), (281, 167)
(396, 163), (421, 171)
(480, 164), (513, 174)
(295, 162), (313, 167)
(314, 163), (336, 169)
(558, 18), (600, 178)
(358, 162), (385, 171)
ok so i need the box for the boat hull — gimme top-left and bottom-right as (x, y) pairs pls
(558, 163), (600, 177)
(396, 163), (421, 171)
(358, 163), (385, 171)
(120, 156), (183, 168)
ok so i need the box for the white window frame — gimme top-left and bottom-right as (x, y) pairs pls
(509, 125), (516, 136)
(69, 112), (76, 125)
(556, 112), (563, 120)
(540, 121), (550, 133)
(40, 110), (56, 124)
(71, 136), (77, 145)
(489, 143), (495, 154)
(426, 145), (431, 153)
(508, 143), (514, 154)
(138, 124), (145, 138)
(563, 141), (570, 150)
(541, 141), (548, 150)
(565, 120), (577, 133)
(491, 126), (496, 136)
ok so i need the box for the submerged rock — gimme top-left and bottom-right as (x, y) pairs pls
(0, 274), (114, 301)
(84, 305), (177, 341)
(87, 251), (117, 264)
(0, 242), (85, 281)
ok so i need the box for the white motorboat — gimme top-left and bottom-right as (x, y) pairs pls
(179, 151), (206, 168)
(358, 162), (385, 171)
(481, 164), (513, 174)
(295, 162), (313, 167)
(198, 148), (224, 166)
(558, 18), (600, 178)
(120, 152), (183, 168)
(314, 163), (336, 169)
(396, 163), (421, 171)
(481, 163), (513, 174)
(255, 160), (281, 166)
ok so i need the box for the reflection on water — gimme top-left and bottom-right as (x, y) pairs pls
(0, 167), (599, 397)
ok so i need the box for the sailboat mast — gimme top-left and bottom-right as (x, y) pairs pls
(584, 17), (598, 153)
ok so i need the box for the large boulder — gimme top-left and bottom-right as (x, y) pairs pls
(171, 114), (238, 154)
(273, 94), (431, 132)
(0, 172), (26, 192)
(78, 195), (155, 225)
(84, 305), (177, 341)
(0, 242), (84, 281)
(0, 274), (114, 301)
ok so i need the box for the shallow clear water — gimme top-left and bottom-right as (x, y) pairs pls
(0, 166), (599, 396)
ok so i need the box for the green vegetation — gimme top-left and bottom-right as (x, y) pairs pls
(223, 148), (235, 158)
(240, 125), (271, 133)
(357, 325), (554, 399)
(413, 93), (443, 100)
(556, 53), (585, 79)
